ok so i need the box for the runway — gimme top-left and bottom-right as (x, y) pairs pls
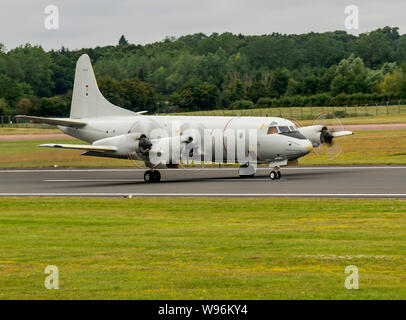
(0, 166), (405, 197)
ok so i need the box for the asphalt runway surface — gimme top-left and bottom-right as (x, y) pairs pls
(0, 166), (405, 198)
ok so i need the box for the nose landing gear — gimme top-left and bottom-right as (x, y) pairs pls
(144, 170), (161, 183)
(270, 170), (281, 180)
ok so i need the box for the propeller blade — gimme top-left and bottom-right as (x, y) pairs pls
(331, 131), (354, 137)
(310, 112), (351, 160)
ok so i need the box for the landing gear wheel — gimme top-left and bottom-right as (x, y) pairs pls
(152, 170), (161, 183)
(276, 171), (281, 179)
(144, 170), (153, 183)
(270, 171), (278, 180)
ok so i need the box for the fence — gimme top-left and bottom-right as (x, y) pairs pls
(169, 104), (406, 120)
(0, 116), (52, 128)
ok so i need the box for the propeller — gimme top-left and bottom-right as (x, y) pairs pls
(312, 112), (345, 160)
(179, 122), (207, 168)
(127, 118), (164, 167)
(293, 112), (351, 160)
(138, 135), (152, 155)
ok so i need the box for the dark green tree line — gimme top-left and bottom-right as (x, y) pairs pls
(1, 27), (406, 116)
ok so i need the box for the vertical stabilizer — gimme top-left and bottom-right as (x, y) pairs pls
(70, 54), (135, 119)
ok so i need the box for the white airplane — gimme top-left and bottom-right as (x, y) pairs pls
(18, 54), (353, 183)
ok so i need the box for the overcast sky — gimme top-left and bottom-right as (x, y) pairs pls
(0, 0), (405, 51)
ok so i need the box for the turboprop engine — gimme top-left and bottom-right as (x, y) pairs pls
(298, 124), (353, 148)
(298, 125), (328, 148)
(91, 131), (198, 167)
(92, 132), (144, 157)
(146, 134), (201, 167)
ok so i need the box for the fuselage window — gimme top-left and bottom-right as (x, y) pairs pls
(267, 126), (278, 134)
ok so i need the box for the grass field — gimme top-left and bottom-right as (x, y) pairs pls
(0, 139), (130, 168)
(301, 130), (406, 165)
(0, 128), (60, 135)
(0, 129), (405, 168)
(0, 197), (405, 300)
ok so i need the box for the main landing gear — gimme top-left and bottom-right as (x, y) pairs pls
(269, 170), (281, 180)
(144, 170), (161, 183)
(238, 163), (282, 180)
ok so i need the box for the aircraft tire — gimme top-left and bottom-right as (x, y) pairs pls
(276, 171), (281, 179)
(144, 170), (154, 183)
(152, 170), (161, 183)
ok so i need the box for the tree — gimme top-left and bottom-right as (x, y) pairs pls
(1, 27), (406, 116)
(98, 77), (127, 107)
(0, 74), (32, 105)
(379, 72), (404, 96)
(270, 69), (289, 97)
(397, 36), (406, 63)
(15, 97), (38, 115)
(177, 82), (219, 110)
(353, 27), (398, 68)
(195, 82), (218, 109)
(1, 45), (54, 97)
(118, 35), (129, 46)
(330, 55), (368, 95)
(98, 77), (157, 112)
(0, 98), (11, 115)
(247, 82), (267, 102)
(38, 96), (69, 116)
(120, 78), (158, 111)
(49, 48), (76, 95)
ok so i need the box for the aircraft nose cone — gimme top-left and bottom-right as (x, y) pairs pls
(303, 140), (313, 154)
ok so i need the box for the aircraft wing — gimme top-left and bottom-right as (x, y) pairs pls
(40, 144), (117, 152)
(16, 115), (87, 128)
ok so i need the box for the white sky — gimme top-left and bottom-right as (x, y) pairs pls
(0, 0), (405, 51)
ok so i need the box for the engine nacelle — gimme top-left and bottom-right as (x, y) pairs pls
(93, 132), (143, 157)
(298, 125), (324, 148)
(147, 135), (197, 166)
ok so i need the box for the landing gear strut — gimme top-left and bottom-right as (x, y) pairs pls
(144, 170), (161, 183)
(270, 170), (281, 180)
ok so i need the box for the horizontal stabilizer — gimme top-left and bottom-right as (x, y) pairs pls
(16, 116), (87, 128)
(40, 144), (117, 152)
(331, 131), (353, 137)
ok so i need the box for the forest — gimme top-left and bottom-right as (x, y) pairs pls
(1, 26), (406, 117)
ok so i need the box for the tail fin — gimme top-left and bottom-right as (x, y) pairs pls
(70, 54), (135, 119)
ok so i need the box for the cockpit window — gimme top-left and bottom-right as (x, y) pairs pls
(278, 126), (291, 133)
(267, 126), (278, 134)
(268, 125), (300, 135)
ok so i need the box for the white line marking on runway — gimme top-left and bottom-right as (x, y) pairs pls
(44, 179), (144, 182)
(1, 166), (406, 173)
(0, 193), (405, 197)
(44, 179), (272, 182)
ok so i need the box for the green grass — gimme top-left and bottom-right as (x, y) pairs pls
(0, 197), (405, 300)
(0, 128), (60, 135)
(301, 130), (406, 165)
(0, 130), (405, 168)
(0, 139), (130, 168)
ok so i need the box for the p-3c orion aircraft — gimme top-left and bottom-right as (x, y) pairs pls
(17, 54), (353, 183)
